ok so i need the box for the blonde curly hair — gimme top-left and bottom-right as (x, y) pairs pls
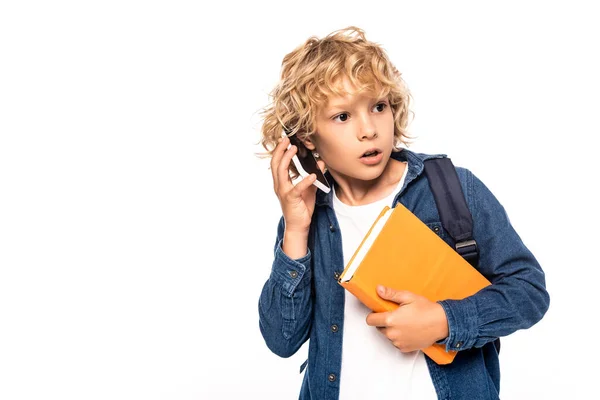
(258, 26), (414, 177)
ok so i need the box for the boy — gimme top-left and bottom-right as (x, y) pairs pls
(257, 26), (549, 399)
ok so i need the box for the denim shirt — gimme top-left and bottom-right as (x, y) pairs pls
(258, 149), (550, 400)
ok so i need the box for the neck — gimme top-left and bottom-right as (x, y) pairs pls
(332, 159), (406, 206)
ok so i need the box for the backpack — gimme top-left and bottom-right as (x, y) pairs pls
(423, 158), (479, 266)
(423, 157), (501, 354)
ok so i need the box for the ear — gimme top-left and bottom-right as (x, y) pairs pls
(303, 135), (317, 151)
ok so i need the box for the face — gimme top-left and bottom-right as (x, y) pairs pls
(303, 80), (395, 185)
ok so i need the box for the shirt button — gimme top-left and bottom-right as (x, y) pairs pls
(331, 324), (338, 333)
(456, 341), (463, 348)
(433, 226), (440, 233)
(289, 270), (298, 279)
(333, 271), (340, 280)
(328, 373), (336, 382)
(329, 224), (335, 232)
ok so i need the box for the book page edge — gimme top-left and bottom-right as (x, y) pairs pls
(340, 206), (393, 282)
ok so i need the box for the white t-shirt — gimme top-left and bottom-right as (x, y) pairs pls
(335, 162), (438, 400)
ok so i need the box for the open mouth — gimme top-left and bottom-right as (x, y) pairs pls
(361, 149), (381, 158)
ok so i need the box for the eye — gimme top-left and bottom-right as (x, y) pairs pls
(373, 102), (387, 113)
(333, 113), (349, 122)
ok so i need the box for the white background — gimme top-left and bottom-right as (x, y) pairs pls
(1, 1), (598, 399)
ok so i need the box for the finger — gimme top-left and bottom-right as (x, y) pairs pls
(291, 173), (317, 197)
(276, 144), (297, 191)
(270, 136), (289, 185)
(366, 311), (390, 327)
(376, 285), (416, 305)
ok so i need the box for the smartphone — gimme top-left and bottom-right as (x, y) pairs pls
(283, 131), (331, 193)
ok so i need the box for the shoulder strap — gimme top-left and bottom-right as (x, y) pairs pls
(423, 158), (479, 267)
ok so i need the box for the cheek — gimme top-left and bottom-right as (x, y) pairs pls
(321, 143), (350, 161)
(315, 140), (338, 157)
(322, 150), (355, 172)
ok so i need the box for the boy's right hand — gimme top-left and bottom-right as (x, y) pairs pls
(271, 136), (326, 236)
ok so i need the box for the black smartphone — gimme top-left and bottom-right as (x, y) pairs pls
(284, 131), (331, 193)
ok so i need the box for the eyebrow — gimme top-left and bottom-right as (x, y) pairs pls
(326, 101), (353, 109)
(326, 97), (387, 110)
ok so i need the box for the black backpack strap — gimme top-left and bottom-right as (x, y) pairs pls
(424, 158), (479, 267)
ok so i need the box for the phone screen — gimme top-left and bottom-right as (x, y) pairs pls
(288, 133), (330, 191)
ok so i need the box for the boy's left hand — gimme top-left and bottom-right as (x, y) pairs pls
(366, 285), (449, 353)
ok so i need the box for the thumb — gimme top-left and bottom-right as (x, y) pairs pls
(377, 285), (416, 305)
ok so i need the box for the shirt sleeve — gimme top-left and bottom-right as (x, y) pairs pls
(258, 216), (314, 358)
(437, 169), (550, 352)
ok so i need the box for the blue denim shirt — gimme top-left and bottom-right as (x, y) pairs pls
(258, 149), (550, 400)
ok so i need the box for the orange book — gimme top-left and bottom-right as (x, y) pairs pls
(338, 204), (491, 365)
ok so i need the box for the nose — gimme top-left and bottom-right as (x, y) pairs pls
(357, 114), (377, 141)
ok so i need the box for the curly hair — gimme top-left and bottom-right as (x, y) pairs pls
(258, 26), (414, 177)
